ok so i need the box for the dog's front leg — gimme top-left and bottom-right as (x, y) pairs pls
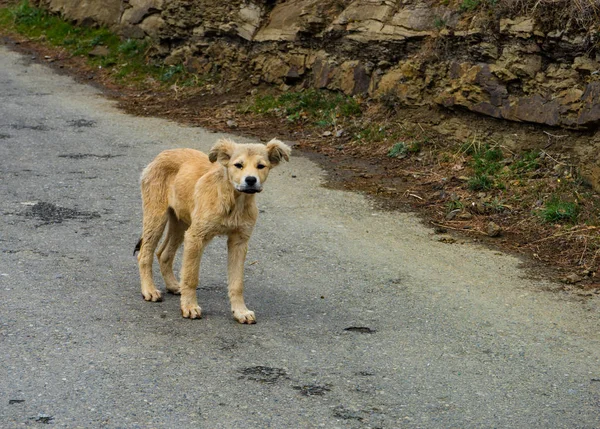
(179, 229), (206, 319)
(228, 232), (256, 324)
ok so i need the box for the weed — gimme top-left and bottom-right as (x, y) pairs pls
(357, 124), (388, 143)
(468, 174), (495, 191)
(12, 1), (45, 27)
(388, 142), (408, 158)
(0, 1), (206, 88)
(460, 0), (481, 11)
(446, 199), (464, 212)
(512, 150), (541, 173)
(159, 64), (184, 82)
(434, 17), (447, 29)
(118, 39), (147, 58)
(539, 196), (579, 224)
(465, 144), (504, 190)
(244, 89), (361, 125)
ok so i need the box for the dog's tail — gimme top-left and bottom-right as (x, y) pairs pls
(133, 237), (142, 256)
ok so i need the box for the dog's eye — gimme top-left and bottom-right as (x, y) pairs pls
(234, 163), (243, 169)
(256, 164), (265, 170)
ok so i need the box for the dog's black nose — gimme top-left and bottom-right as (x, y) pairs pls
(245, 176), (257, 186)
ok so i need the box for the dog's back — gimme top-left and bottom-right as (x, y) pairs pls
(140, 148), (214, 215)
(141, 148), (210, 189)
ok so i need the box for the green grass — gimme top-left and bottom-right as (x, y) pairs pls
(460, 0), (481, 11)
(446, 199), (464, 212)
(468, 174), (495, 191)
(512, 150), (541, 173)
(465, 144), (504, 191)
(460, 0), (498, 11)
(0, 1), (210, 87)
(388, 142), (408, 158)
(356, 124), (388, 143)
(388, 140), (424, 157)
(244, 89), (361, 125)
(539, 195), (579, 224)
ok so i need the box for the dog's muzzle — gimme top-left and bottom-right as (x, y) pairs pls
(240, 188), (262, 194)
(237, 176), (262, 194)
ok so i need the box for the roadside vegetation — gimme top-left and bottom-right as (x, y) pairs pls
(0, 1), (211, 86)
(457, 0), (600, 31)
(0, 1), (598, 288)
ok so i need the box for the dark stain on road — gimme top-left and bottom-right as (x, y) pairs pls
(333, 405), (364, 421)
(344, 326), (376, 334)
(10, 123), (50, 131)
(31, 414), (54, 424)
(58, 153), (122, 160)
(239, 366), (287, 384)
(24, 201), (100, 225)
(67, 119), (96, 128)
(293, 384), (331, 396)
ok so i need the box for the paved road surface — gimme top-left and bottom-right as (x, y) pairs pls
(1, 44), (600, 428)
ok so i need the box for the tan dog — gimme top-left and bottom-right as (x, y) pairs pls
(135, 138), (291, 324)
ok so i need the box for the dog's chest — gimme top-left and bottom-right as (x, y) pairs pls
(218, 202), (257, 233)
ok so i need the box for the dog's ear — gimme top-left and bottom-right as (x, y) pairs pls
(266, 139), (291, 167)
(209, 138), (236, 165)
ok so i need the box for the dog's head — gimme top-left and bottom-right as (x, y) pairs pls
(209, 138), (291, 194)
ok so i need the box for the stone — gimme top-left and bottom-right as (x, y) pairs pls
(573, 56), (600, 73)
(164, 46), (191, 66)
(500, 17), (535, 38)
(260, 56), (289, 84)
(254, 0), (321, 42)
(138, 14), (164, 38)
(457, 211), (473, 220)
(88, 45), (110, 57)
(119, 25), (146, 39)
(562, 273), (584, 284)
(576, 82), (600, 128)
(237, 3), (263, 40)
(486, 222), (502, 237)
(445, 209), (461, 221)
(122, 0), (163, 26)
(43, 0), (122, 26)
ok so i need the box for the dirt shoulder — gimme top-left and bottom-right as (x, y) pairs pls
(2, 34), (598, 297)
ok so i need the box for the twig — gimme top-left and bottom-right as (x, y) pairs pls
(543, 130), (567, 149)
(579, 237), (588, 266)
(406, 192), (424, 200)
(543, 131), (568, 139)
(430, 221), (488, 236)
(528, 226), (599, 244)
(541, 150), (567, 166)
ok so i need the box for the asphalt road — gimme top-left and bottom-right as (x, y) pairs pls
(1, 43), (600, 429)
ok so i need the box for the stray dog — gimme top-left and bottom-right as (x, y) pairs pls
(135, 138), (291, 323)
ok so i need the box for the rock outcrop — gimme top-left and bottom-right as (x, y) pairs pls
(34, 0), (600, 187)
(35, 0), (600, 129)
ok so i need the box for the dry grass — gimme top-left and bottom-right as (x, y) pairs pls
(495, 0), (600, 30)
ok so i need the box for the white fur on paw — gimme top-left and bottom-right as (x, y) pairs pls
(166, 285), (181, 295)
(142, 289), (162, 302)
(181, 304), (202, 319)
(233, 309), (256, 324)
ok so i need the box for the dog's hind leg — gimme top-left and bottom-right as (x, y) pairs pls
(157, 208), (186, 295)
(138, 209), (168, 302)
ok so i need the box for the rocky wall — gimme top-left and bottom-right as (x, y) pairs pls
(36, 0), (600, 187)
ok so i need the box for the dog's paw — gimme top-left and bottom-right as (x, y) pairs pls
(181, 304), (202, 319)
(166, 285), (181, 295)
(233, 309), (256, 324)
(141, 288), (163, 302)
